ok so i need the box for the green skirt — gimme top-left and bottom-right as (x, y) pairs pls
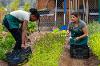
(70, 36), (88, 45)
(3, 14), (21, 29)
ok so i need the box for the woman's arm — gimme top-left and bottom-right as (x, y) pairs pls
(67, 30), (71, 37)
(21, 20), (28, 48)
(76, 26), (88, 40)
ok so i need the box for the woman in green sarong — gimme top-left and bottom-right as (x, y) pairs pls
(67, 12), (88, 47)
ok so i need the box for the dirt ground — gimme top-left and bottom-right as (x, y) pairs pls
(0, 32), (100, 66)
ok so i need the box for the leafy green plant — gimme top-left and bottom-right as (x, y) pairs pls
(27, 21), (37, 33)
(24, 2), (30, 11)
(26, 32), (66, 66)
(88, 21), (100, 36)
(88, 21), (100, 65)
(9, 0), (20, 11)
(89, 32), (100, 60)
(53, 28), (59, 33)
(0, 32), (14, 60)
(0, 2), (5, 12)
(0, 24), (14, 60)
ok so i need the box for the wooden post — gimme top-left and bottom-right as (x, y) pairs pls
(73, 0), (75, 10)
(75, 0), (78, 11)
(78, 0), (79, 11)
(36, 0), (38, 9)
(77, 0), (80, 18)
(83, 0), (86, 21)
(69, 0), (71, 21)
(99, 0), (100, 23)
(70, 0), (73, 13)
(54, 0), (57, 26)
(86, 0), (89, 23)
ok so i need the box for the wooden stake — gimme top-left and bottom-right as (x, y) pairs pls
(69, 0), (71, 21)
(83, 0), (86, 21)
(86, 0), (89, 23)
(71, 0), (73, 13)
(75, 0), (78, 11)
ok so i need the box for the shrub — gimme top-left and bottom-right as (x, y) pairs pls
(89, 32), (100, 60)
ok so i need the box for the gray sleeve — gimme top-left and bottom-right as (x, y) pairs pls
(79, 20), (87, 28)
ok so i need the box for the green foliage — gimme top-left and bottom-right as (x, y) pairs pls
(0, 2), (3, 7)
(26, 32), (66, 66)
(0, 24), (3, 31)
(53, 28), (59, 33)
(27, 21), (37, 33)
(0, 33), (14, 59)
(9, 0), (20, 11)
(0, 24), (14, 60)
(52, 26), (60, 33)
(89, 32), (100, 60)
(24, 2), (30, 11)
(0, 3), (5, 12)
(88, 21), (100, 63)
(88, 21), (100, 36)
(0, 7), (5, 12)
